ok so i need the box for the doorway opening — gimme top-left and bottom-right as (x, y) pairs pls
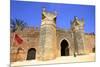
(61, 39), (69, 56)
(27, 48), (36, 60)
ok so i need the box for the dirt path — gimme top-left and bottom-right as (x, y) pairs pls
(11, 53), (95, 67)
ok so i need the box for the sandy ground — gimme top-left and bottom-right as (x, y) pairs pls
(11, 53), (95, 67)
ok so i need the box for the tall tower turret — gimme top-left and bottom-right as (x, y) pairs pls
(37, 8), (58, 60)
(71, 16), (85, 55)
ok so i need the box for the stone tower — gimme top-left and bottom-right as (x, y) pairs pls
(71, 16), (85, 55)
(37, 8), (58, 60)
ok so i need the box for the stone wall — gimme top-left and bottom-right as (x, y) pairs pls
(84, 33), (95, 54)
(10, 28), (39, 62)
(10, 27), (95, 62)
(56, 29), (74, 56)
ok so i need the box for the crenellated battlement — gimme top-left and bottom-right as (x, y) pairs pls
(41, 8), (57, 26)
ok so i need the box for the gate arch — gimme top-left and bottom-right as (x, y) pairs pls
(60, 39), (69, 56)
(27, 48), (36, 60)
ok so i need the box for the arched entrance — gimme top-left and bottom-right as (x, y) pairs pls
(61, 39), (69, 56)
(16, 48), (24, 61)
(27, 48), (36, 60)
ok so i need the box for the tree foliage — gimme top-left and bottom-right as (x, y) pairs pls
(10, 19), (27, 32)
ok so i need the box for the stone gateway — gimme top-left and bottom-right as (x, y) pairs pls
(10, 9), (95, 62)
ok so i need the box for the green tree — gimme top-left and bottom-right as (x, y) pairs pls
(10, 19), (27, 32)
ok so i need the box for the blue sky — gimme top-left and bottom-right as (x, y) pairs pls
(11, 1), (95, 33)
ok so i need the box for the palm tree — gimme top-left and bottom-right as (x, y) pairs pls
(10, 19), (27, 32)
